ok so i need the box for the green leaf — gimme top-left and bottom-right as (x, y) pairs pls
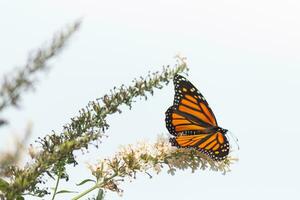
(56, 190), (77, 194)
(16, 196), (25, 200)
(96, 189), (104, 200)
(76, 179), (96, 186)
(46, 171), (55, 180)
(0, 178), (9, 192)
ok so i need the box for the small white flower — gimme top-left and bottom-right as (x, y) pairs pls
(28, 144), (41, 159)
(88, 136), (236, 194)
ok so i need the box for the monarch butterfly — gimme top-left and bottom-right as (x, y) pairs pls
(165, 74), (230, 161)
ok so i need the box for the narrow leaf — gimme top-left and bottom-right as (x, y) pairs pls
(56, 190), (77, 194)
(76, 179), (96, 186)
(46, 171), (55, 180)
(0, 178), (9, 192)
(96, 189), (104, 200)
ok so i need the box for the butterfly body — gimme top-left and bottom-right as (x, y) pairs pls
(165, 75), (230, 161)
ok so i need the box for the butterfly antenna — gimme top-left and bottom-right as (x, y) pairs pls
(227, 130), (240, 150)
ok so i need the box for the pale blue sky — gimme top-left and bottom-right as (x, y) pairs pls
(1, 0), (300, 199)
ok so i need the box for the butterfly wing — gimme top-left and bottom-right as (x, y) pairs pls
(165, 75), (218, 136)
(165, 74), (230, 161)
(173, 74), (218, 127)
(165, 106), (212, 136)
(170, 132), (230, 161)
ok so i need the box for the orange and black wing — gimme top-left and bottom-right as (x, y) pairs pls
(165, 106), (212, 136)
(165, 75), (230, 160)
(169, 132), (230, 161)
(173, 74), (217, 126)
(165, 74), (218, 136)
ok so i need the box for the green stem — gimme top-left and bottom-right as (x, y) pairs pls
(51, 174), (61, 200)
(72, 184), (99, 200)
(72, 173), (118, 200)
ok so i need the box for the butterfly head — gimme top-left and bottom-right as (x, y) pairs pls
(218, 127), (228, 134)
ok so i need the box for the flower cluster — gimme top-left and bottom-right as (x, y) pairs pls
(86, 136), (236, 197)
(2, 56), (188, 198)
(0, 20), (81, 114)
(0, 20), (82, 199)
